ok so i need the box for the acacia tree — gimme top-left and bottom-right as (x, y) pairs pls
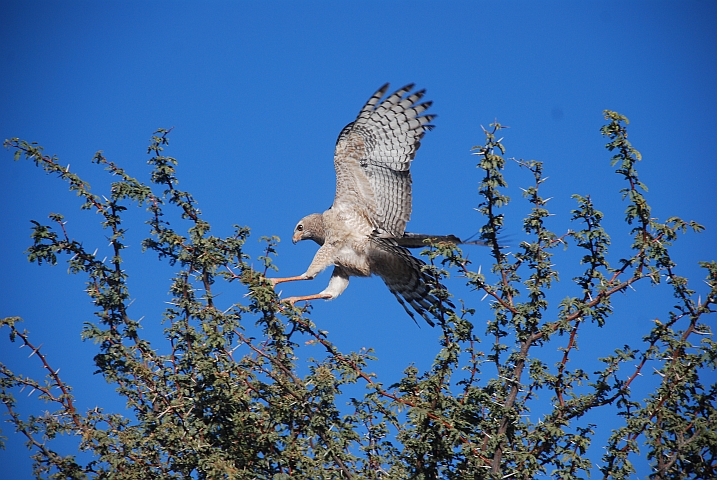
(1, 112), (715, 479)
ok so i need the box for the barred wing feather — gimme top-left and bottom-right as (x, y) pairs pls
(332, 84), (435, 237)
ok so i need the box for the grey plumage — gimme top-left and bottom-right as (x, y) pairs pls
(291, 213), (482, 249)
(271, 84), (459, 326)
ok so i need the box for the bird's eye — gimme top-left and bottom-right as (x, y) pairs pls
(297, 224), (304, 232)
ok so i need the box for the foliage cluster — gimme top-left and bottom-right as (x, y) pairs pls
(1, 113), (715, 479)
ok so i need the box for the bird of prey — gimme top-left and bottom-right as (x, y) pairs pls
(270, 83), (468, 326)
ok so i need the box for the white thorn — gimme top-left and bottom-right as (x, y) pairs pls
(28, 344), (43, 358)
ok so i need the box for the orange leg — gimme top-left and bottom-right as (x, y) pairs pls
(269, 275), (310, 288)
(283, 293), (333, 306)
(268, 275), (331, 306)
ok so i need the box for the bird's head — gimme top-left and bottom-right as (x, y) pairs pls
(292, 213), (326, 245)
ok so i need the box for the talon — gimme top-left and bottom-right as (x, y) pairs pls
(284, 294), (332, 305)
(283, 296), (302, 306)
(267, 275), (309, 289)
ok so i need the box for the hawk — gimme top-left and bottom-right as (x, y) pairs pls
(271, 84), (469, 326)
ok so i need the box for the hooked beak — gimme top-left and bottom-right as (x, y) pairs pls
(292, 231), (301, 244)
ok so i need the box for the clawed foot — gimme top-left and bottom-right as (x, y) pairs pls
(267, 280), (304, 306)
(266, 275), (308, 289)
(283, 296), (302, 307)
(265, 275), (330, 307)
(281, 294), (332, 307)
(273, 296), (308, 313)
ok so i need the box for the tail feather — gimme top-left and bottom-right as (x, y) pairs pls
(370, 237), (453, 326)
(396, 232), (489, 249)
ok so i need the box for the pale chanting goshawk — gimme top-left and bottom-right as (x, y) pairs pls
(270, 84), (474, 326)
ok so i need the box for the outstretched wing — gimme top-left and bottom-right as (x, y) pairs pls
(332, 84), (435, 237)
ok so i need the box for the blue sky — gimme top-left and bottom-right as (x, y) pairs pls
(1, 1), (716, 477)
